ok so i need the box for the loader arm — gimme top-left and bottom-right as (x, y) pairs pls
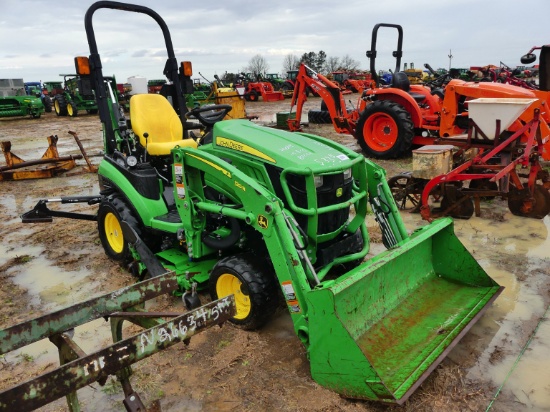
(364, 159), (409, 247)
(172, 146), (322, 337)
(288, 63), (358, 134)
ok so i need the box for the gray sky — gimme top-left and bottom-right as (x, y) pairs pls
(1, 0), (547, 84)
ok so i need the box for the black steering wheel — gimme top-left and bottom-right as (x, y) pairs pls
(186, 104), (233, 129)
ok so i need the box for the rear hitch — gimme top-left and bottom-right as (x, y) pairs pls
(21, 196), (101, 223)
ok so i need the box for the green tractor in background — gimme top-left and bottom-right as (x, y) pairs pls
(263, 73), (285, 90)
(50, 74), (99, 117)
(0, 78), (44, 119)
(24, 81), (53, 112)
(22, 2), (503, 404)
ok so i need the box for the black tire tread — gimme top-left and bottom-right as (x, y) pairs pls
(209, 253), (278, 330)
(43, 96), (52, 112)
(97, 194), (140, 263)
(308, 109), (332, 124)
(54, 95), (68, 116)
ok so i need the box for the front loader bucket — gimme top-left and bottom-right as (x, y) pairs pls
(305, 218), (502, 404)
(263, 91), (285, 102)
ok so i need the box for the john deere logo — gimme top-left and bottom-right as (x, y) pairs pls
(257, 215), (269, 229)
(336, 187), (343, 198)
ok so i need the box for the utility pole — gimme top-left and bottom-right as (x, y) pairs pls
(448, 49), (453, 71)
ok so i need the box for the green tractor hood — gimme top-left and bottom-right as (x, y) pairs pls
(211, 119), (352, 172)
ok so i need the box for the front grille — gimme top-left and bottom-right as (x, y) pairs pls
(266, 165), (352, 236)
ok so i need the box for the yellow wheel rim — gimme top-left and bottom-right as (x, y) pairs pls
(216, 273), (250, 320)
(67, 104), (73, 116)
(54, 100), (60, 113)
(104, 212), (124, 254)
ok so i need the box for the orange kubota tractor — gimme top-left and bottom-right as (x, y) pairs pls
(238, 73), (284, 102)
(288, 24), (550, 162)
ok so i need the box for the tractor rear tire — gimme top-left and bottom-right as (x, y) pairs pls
(209, 254), (278, 330)
(97, 195), (140, 263)
(42, 96), (52, 113)
(355, 100), (414, 159)
(54, 95), (68, 116)
(67, 101), (78, 117)
(308, 110), (332, 124)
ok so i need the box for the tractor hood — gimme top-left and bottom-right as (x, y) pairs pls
(211, 119), (355, 171)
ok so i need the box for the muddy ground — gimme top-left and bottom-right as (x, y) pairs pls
(0, 97), (549, 412)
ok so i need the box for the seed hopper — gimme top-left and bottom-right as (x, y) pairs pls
(390, 98), (550, 219)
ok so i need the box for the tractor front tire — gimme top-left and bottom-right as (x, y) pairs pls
(356, 100), (414, 159)
(209, 254), (278, 330)
(67, 101), (78, 117)
(248, 90), (259, 102)
(54, 95), (68, 116)
(97, 195), (140, 263)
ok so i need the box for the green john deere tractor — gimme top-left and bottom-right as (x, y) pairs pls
(0, 79), (45, 119)
(51, 74), (99, 117)
(264, 73), (285, 90)
(22, 2), (502, 404)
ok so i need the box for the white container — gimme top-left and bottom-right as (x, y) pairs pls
(468, 98), (537, 139)
(127, 76), (148, 95)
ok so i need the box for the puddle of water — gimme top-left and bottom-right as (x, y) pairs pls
(398, 209), (550, 408)
(500, 314), (550, 410)
(1, 243), (95, 311)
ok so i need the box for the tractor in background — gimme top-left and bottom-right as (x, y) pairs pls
(147, 79), (166, 93)
(237, 72), (284, 102)
(403, 62), (426, 84)
(280, 69), (319, 97)
(24, 81), (53, 112)
(19, 2), (502, 406)
(50, 74), (99, 117)
(328, 71), (353, 94)
(288, 23), (550, 162)
(263, 73), (285, 90)
(343, 71), (374, 92)
(0, 78), (44, 119)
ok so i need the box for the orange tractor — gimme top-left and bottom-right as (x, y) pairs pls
(344, 71), (374, 92)
(288, 23), (550, 162)
(238, 73), (284, 102)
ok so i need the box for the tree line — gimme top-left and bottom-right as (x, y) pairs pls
(221, 51), (362, 83)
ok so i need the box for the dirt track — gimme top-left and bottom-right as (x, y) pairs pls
(1, 99), (549, 411)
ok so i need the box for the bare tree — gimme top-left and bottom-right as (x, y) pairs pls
(246, 54), (270, 77)
(282, 54), (300, 73)
(339, 54), (361, 71)
(323, 56), (340, 74)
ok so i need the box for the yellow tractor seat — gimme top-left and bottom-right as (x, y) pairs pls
(130, 94), (197, 156)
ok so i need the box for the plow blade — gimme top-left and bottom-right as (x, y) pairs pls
(306, 218), (502, 404)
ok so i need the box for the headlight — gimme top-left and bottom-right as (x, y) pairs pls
(314, 175), (324, 188)
(343, 168), (352, 180)
(126, 156), (138, 167)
